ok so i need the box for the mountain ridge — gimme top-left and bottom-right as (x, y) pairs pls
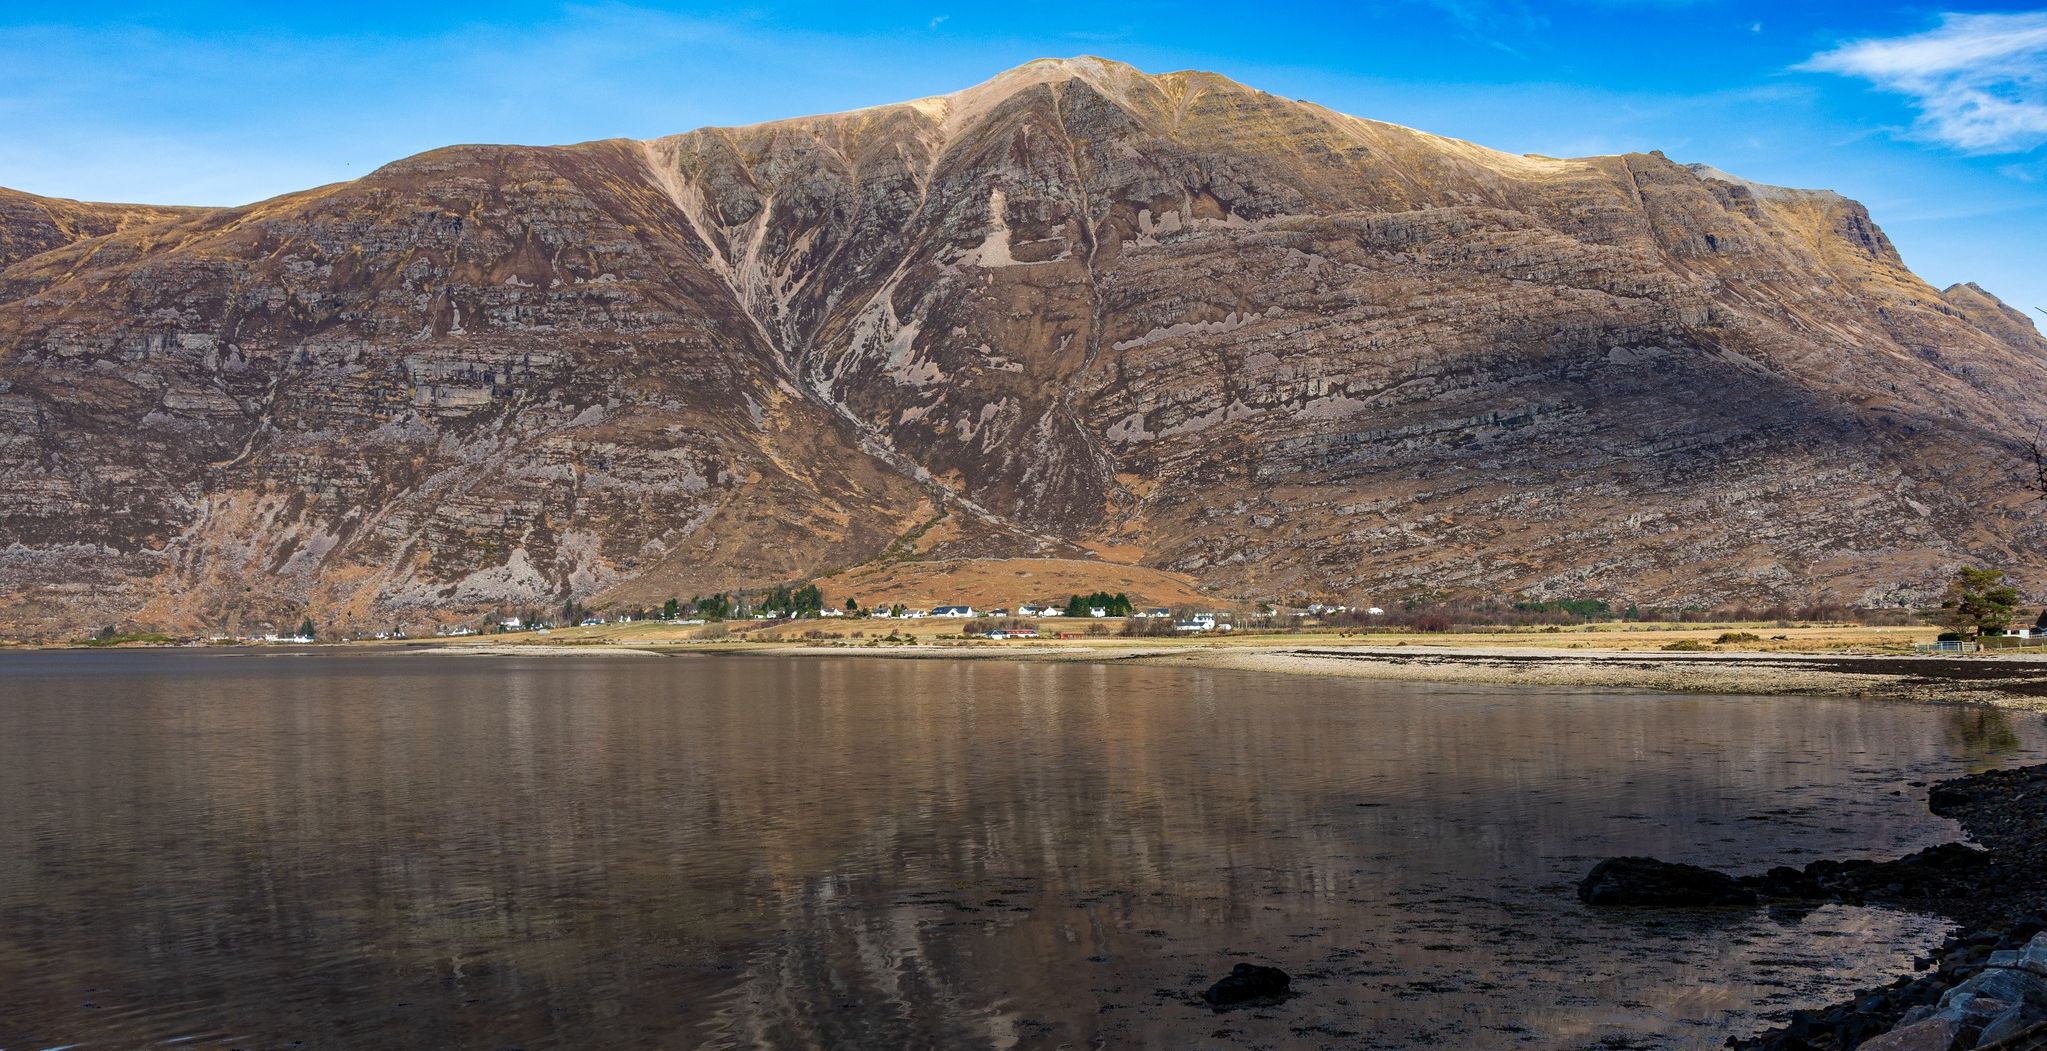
(1, 57), (2042, 637)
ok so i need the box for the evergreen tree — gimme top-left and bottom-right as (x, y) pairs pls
(298, 617), (316, 640)
(1935, 567), (2021, 637)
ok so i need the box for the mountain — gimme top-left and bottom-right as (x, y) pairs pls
(2, 57), (2044, 636)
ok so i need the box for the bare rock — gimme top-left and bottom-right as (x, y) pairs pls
(1577, 856), (1758, 908)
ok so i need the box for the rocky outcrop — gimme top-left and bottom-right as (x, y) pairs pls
(1577, 856), (1759, 907)
(3, 57), (2045, 635)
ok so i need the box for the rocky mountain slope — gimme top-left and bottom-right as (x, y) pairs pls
(2, 57), (2043, 636)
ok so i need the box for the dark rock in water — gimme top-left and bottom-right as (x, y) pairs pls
(1577, 856), (1759, 907)
(1202, 963), (1291, 1006)
(1928, 783), (1976, 813)
(1747, 865), (1825, 899)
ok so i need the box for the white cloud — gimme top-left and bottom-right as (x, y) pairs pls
(1800, 11), (2047, 153)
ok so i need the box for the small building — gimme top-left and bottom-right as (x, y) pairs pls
(988, 626), (1039, 640)
(984, 608), (1010, 617)
(1139, 607), (1171, 618)
(1175, 613), (1221, 633)
(1087, 606), (1108, 618)
(932, 605), (975, 618)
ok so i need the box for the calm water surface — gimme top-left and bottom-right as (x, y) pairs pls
(1, 650), (2042, 1050)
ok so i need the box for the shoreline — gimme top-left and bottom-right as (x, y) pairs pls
(35, 636), (2046, 709)
(444, 639), (2047, 709)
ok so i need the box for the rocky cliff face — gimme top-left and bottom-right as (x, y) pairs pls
(2, 57), (2043, 635)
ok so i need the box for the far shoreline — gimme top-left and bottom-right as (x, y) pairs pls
(63, 632), (2034, 711)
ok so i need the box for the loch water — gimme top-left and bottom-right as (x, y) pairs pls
(1, 649), (2041, 1049)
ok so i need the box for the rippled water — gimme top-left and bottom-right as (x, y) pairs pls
(1, 650), (2042, 1050)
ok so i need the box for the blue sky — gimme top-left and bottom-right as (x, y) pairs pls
(2, 2), (2044, 319)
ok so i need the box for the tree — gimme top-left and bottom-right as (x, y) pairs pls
(1934, 567), (2021, 637)
(1064, 591), (1133, 617)
(2036, 606), (2047, 632)
(662, 598), (680, 620)
(846, 597), (860, 614)
(298, 617), (317, 640)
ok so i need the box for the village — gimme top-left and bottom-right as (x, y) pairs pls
(429, 593), (1257, 641)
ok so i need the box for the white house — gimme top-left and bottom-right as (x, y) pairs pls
(1139, 607), (1171, 618)
(1087, 606), (1108, 618)
(1174, 613), (1223, 633)
(932, 605), (975, 617)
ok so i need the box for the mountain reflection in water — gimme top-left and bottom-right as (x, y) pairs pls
(1, 650), (2040, 1049)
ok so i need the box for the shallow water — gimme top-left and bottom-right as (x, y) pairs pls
(1, 650), (2042, 1050)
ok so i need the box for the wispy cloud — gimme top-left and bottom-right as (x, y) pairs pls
(1800, 11), (2047, 154)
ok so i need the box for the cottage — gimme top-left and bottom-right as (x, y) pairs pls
(989, 626), (1038, 640)
(1087, 606), (1108, 618)
(931, 605), (975, 618)
(984, 607), (1010, 617)
(1139, 607), (1171, 619)
(1175, 613), (1220, 632)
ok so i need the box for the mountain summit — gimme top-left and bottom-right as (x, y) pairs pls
(2, 58), (2043, 634)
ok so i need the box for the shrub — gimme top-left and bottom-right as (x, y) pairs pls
(1715, 631), (1763, 644)
(1662, 640), (1713, 651)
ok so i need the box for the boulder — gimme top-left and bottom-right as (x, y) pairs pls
(1577, 857), (1758, 907)
(1979, 1001), (2047, 1046)
(1855, 1015), (1957, 1051)
(1202, 963), (1291, 1006)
